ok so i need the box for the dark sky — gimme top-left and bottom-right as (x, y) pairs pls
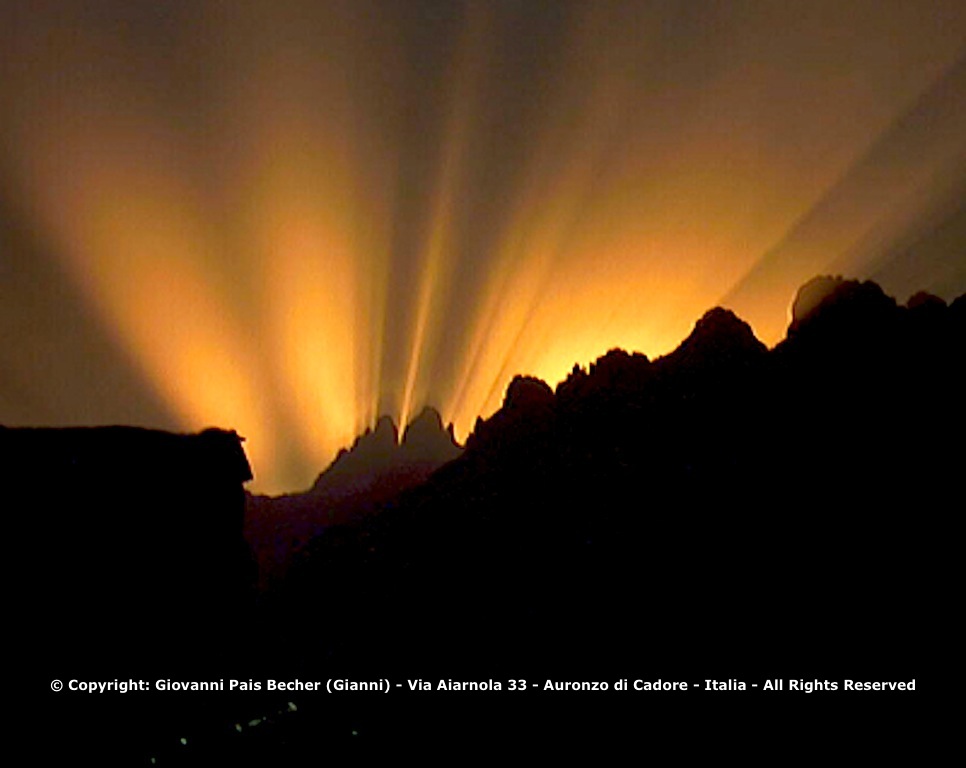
(2, 0), (965, 493)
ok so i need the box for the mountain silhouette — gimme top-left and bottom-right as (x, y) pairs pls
(7, 426), (256, 763)
(400, 405), (462, 463)
(311, 406), (460, 494)
(269, 276), (961, 696)
(17, 276), (961, 763)
(665, 306), (768, 370)
(245, 406), (461, 588)
(309, 414), (400, 493)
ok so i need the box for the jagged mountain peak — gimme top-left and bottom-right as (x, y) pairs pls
(401, 406), (461, 463)
(367, 414), (400, 449)
(787, 275), (896, 339)
(309, 407), (460, 494)
(250, 409), (463, 584)
(401, 406), (443, 443)
(667, 306), (767, 369)
(503, 375), (554, 411)
(326, 414), (397, 470)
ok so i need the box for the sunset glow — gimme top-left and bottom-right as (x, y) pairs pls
(2, 1), (964, 493)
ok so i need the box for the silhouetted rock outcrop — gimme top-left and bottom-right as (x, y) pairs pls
(6, 425), (255, 662)
(308, 407), (460, 497)
(787, 275), (899, 349)
(245, 407), (462, 588)
(665, 306), (768, 371)
(308, 415), (399, 495)
(9, 426), (256, 763)
(400, 406), (462, 462)
(464, 375), (556, 462)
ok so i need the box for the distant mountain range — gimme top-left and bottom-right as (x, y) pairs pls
(247, 275), (963, 621)
(258, 275), (962, 683)
(245, 406), (461, 588)
(14, 275), (962, 764)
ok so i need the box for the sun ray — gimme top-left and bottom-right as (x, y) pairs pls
(1, 1), (964, 491)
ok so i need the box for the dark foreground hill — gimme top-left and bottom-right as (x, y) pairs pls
(6, 427), (257, 764)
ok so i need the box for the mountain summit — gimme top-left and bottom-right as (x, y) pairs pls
(401, 406), (461, 464)
(665, 307), (768, 371)
(246, 407), (461, 588)
(311, 406), (460, 494)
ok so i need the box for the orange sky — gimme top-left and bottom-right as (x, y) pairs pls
(2, 1), (964, 493)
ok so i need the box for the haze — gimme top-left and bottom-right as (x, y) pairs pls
(2, 1), (964, 493)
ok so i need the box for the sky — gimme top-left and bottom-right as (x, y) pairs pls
(2, 0), (965, 494)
